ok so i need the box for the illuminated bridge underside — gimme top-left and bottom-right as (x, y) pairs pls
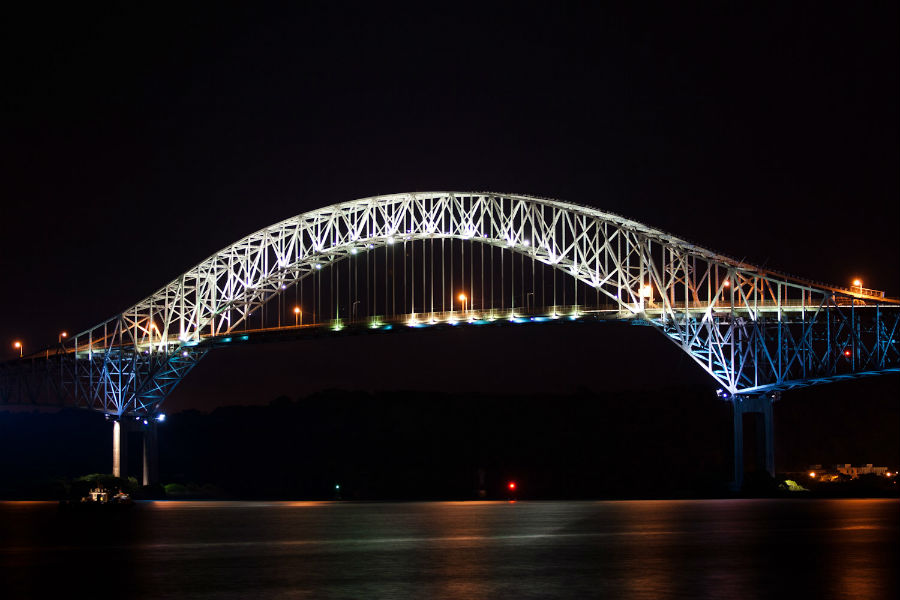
(2, 192), (898, 416)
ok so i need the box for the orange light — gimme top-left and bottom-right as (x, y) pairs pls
(60, 332), (67, 338)
(809, 471), (816, 478)
(852, 279), (862, 287)
(13, 341), (21, 349)
(723, 279), (731, 287)
(508, 481), (516, 490)
(458, 293), (466, 302)
(844, 349), (852, 357)
(293, 307), (301, 314)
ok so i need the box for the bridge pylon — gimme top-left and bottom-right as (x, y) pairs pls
(111, 417), (159, 485)
(730, 393), (778, 491)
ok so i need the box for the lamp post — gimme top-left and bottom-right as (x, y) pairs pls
(458, 293), (467, 314)
(13, 341), (22, 358)
(58, 331), (67, 343)
(293, 306), (302, 326)
(852, 279), (863, 293)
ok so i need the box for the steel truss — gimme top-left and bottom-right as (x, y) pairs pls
(2, 192), (897, 416)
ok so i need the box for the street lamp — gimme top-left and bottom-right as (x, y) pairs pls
(59, 331), (67, 343)
(13, 341), (22, 357)
(293, 306), (302, 326)
(852, 279), (863, 292)
(458, 293), (467, 313)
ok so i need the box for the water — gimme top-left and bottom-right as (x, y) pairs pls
(1, 499), (897, 599)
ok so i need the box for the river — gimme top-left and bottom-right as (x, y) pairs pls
(1, 499), (896, 599)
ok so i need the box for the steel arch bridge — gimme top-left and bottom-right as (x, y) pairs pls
(2, 192), (898, 485)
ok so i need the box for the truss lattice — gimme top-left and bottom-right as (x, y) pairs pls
(2, 192), (897, 415)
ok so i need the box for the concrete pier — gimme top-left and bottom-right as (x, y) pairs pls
(731, 394), (777, 490)
(112, 418), (160, 485)
(112, 420), (129, 479)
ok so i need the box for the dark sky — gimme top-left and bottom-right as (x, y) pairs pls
(1, 3), (897, 409)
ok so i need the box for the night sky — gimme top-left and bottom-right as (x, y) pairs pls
(2, 3), (897, 413)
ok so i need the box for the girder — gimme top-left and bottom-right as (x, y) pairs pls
(2, 192), (897, 415)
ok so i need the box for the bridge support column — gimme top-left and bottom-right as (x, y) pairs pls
(142, 421), (159, 486)
(112, 419), (129, 479)
(730, 394), (776, 491)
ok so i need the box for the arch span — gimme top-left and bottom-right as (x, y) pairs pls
(5, 192), (899, 416)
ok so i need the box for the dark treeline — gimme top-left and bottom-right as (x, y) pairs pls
(160, 387), (732, 499)
(2, 377), (897, 500)
(1, 387), (729, 499)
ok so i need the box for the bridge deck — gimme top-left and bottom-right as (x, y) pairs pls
(15, 300), (893, 361)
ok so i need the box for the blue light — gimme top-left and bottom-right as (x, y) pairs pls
(221, 337), (232, 343)
(156, 413), (166, 422)
(240, 335), (249, 341)
(383, 325), (392, 330)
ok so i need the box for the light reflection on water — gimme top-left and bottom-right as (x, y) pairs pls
(1, 499), (896, 599)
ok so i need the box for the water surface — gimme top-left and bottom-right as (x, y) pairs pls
(1, 499), (896, 599)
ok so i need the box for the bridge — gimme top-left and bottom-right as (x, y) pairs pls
(2, 192), (898, 489)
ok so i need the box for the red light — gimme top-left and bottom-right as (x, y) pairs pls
(844, 349), (851, 357)
(508, 481), (516, 490)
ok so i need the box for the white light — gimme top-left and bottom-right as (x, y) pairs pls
(387, 237), (394, 244)
(157, 413), (166, 422)
(522, 240), (530, 246)
(315, 264), (322, 269)
(350, 248), (358, 255)
(182, 351), (189, 357)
